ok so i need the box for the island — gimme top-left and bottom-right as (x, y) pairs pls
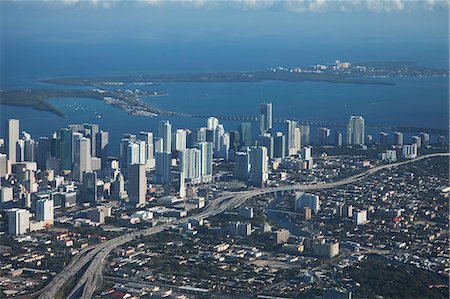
(1, 61), (447, 118)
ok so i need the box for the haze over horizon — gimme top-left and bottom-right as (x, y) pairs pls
(1, 0), (449, 83)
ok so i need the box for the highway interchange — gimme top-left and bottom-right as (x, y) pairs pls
(30, 152), (449, 299)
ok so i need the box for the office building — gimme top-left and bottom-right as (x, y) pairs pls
(234, 150), (250, 180)
(83, 124), (99, 157)
(259, 102), (273, 134)
(347, 116), (365, 145)
(58, 128), (74, 171)
(7, 119), (20, 164)
(8, 208), (31, 235)
(155, 151), (172, 184)
(73, 136), (91, 181)
(295, 192), (320, 214)
(37, 137), (51, 170)
(239, 122), (252, 148)
(113, 172), (127, 200)
(273, 132), (285, 159)
(81, 171), (97, 203)
(96, 130), (109, 168)
(158, 120), (172, 153)
(36, 198), (54, 226)
(258, 133), (274, 159)
(249, 146), (268, 187)
(129, 164), (146, 206)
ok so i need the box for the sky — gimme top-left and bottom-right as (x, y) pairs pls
(0, 0), (449, 80)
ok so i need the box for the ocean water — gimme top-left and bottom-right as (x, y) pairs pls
(0, 74), (448, 155)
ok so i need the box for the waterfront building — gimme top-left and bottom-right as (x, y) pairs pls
(394, 131), (404, 147)
(73, 136), (91, 181)
(179, 148), (201, 184)
(347, 116), (365, 145)
(379, 132), (389, 147)
(158, 120), (172, 153)
(259, 102), (273, 134)
(239, 122), (252, 148)
(318, 127), (330, 145)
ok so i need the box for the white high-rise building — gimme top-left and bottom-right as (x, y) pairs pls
(249, 146), (268, 187)
(173, 129), (187, 152)
(7, 119), (20, 164)
(129, 164), (146, 206)
(402, 144), (418, 159)
(394, 131), (404, 147)
(207, 117), (219, 131)
(73, 136), (92, 181)
(196, 142), (213, 183)
(139, 132), (155, 170)
(285, 120), (300, 156)
(179, 148), (201, 184)
(347, 116), (365, 145)
(36, 198), (54, 226)
(158, 120), (172, 153)
(8, 208), (31, 235)
(127, 141), (140, 166)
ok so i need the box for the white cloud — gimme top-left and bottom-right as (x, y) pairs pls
(23, 0), (450, 13)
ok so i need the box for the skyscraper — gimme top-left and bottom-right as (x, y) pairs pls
(58, 128), (74, 171)
(37, 137), (51, 170)
(139, 131), (155, 169)
(334, 131), (343, 147)
(155, 151), (172, 184)
(394, 131), (404, 147)
(420, 132), (430, 147)
(128, 164), (146, 206)
(347, 116), (365, 145)
(299, 124), (310, 146)
(196, 142), (213, 183)
(7, 119), (20, 164)
(379, 132), (389, 147)
(285, 120), (300, 156)
(83, 123), (99, 157)
(173, 129), (187, 152)
(82, 171), (98, 203)
(258, 134), (274, 159)
(179, 148), (201, 184)
(239, 122), (252, 148)
(273, 132), (286, 159)
(73, 136), (91, 181)
(96, 130), (109, 168)
(234, 150), (250, 180)
(259, 102), (273, 134)
(318, 127), (330, 145)
(158, 120), (172, 153)
(249, 146), (268, 187)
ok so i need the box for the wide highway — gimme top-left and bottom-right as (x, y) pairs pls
(35, 152), (448, 299)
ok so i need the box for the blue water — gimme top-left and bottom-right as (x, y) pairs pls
(0, 75), (448, 155)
